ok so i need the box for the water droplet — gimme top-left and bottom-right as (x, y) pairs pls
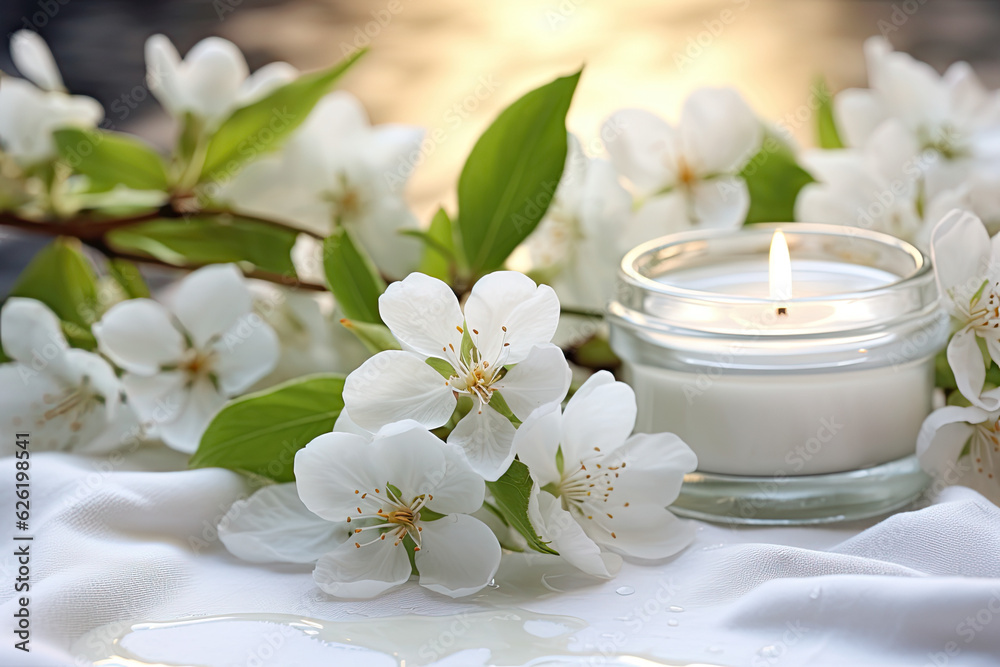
(668, 605), (684, 613)
(667, 619), (679, 627)
(487, 578), (500, 589)
(706, 645), (723, 654)
(615, 586), (635, 596)
(758, 645), (780, 658)
(809, 587), (821, 600)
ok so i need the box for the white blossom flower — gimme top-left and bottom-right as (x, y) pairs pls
(219, 91), (423, 274)
(834, 37), (1000, 194)
(507, 134), (632, 312)
(295, 421), (498, 598)
(221, 420), (502, 599)
(145, 34), (297, 129)
(93, 264), (279, 453)
(917, 404), (1000, 505)
(0, 31), (103, 166)
(603, 88), (762, 234)
(928, 209), (1000, 410)
(343, 271), (571, 480)
(0, 298), (121, 453)
(515, 371), (698, 573)
(796, 120), (944, 246)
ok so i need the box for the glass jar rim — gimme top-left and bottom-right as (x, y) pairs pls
(618, 222), (931, 307)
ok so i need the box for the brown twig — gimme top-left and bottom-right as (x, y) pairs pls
(0, 210), (328, 291)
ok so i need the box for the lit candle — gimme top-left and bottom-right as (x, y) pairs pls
(608, 224), (949, 523)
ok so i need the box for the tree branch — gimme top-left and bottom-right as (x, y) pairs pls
(1, 210), (328, 292)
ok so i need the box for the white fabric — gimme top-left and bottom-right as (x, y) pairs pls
(1, 449), (999, 666)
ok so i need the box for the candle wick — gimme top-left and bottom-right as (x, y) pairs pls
(777, 306), (788, 316)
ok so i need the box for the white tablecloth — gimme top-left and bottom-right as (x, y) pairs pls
(2, 448), (999, 667)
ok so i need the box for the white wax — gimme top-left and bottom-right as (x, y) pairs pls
(664, 259), (899, 297)
(626, 359), (934, 476)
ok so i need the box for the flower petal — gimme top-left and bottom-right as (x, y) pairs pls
(416, 514), (501, 598)
(220, 483), (347, 563)
(916, 405), (986, 477)
(833, 88), (886, 148)
(11, 31), (63, 91)
(586, 504), (695, 560)
(529, 489), (618, 578)
(350, 193), (422, 277)
(425, 442), (486, 515)
(948, 327), (990, 409)
(602, 109), (679, 194)
(212, 315), (280, 395)
(60, 349), (121, 417)
(144, 34), (185, 117)
(371, 421), (476, 504)
(624, 192), (689, 246)
(238, 61), (298, 106)
(689, 176), (750, 229)
(120, 370), (188, 424)
(0, 297), (68, 369)
(929, 209), (993, 302)
(94, 299), (185, 375)
(79, 402), (144, 455)
(609, 432), (698, 508)
(495, 344), (571, 420)
(447, 406), (517, 481)
(343, 350), (456, 432)
(294, 431), (388, 521)
(678, 88), (762, 175)
(170, 264), (253, 349)
(313, 536), (411, 599)
(464, 272), (560, 365)
(155, 376), (226, 453)
(333, 410), (374, 439)
(512, 402), (563, 487)
(561, 371), (636, 460)
(378, 273), (464, 358)
(178, 36), (250, 124)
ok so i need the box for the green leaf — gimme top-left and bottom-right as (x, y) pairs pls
(190, 374), (346, 482)
(199, 50), (366, 184)
(971, 279), (990, 310)
(740, 133), (814, 224)
(569, 335), (620, 371)
(60, 320), (97, 349)
(813, 77), (844, 149)
(486, 460), (557, 555)
(106, 258), (151, 299)
(410, 207), (456, 282)
(339, 318), (401, 354)
(460, 325), (475, 365)
(958, 435), (973, 460)
(986, 362), (1000, 389)
(323, 227), (386, 323)
(488, 390), (520, 426)
(426, 357), (454, 378)
(107, 217), (298, 276)
(54, 128), (169, 191)
(457, 71), (580, 275)
(935, 348), (958, 390)
(9, 237), (100, 336)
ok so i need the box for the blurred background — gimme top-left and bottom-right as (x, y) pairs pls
(2, 0), (999, 284)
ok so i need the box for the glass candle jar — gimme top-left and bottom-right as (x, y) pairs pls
(607, 224), (949, 524)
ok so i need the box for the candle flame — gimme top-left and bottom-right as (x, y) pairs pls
(769, 229), (792, 304)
